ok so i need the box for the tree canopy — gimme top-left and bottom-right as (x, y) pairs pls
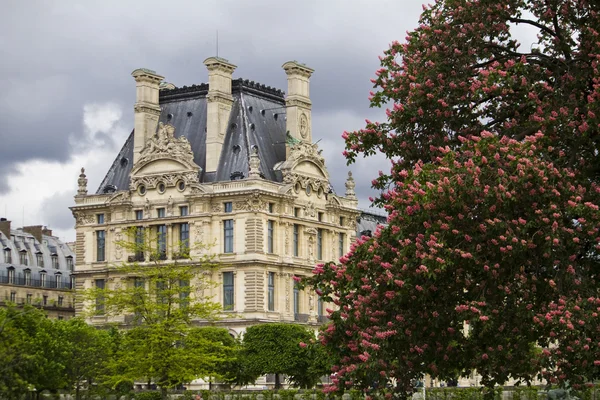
(304, 0), (600, 396)
(81, 234), (227, 399)
(242, 323), (325, 389)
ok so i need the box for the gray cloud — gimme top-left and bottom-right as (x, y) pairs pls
(40, 191), (77, 231)
(0, 0), (426, 227)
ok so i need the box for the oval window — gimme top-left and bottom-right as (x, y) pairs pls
(157, 183), (166, 193)
(138, 185), (146, 195)
(178, 181), (186, 191)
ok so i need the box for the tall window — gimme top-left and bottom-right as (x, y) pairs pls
(24, 269), (31, 286)
(135, 227), (145, 261)
(338, 233), (345, 258)
(7, 267), (14, 284)
(267, 220), (274, 253)
(317, 228), (323, 260)
(179, 279), (190, 309)
(52, 255), (59, 269)
(97, 231), (106, 262)
(293, 224), (299, 257)
(180, 223), (189, 254)
(224, 220), (234, 253)
(223, 272), (234, 310)
(95, 279), (105, 314)
(26, 293), (32, 304)
(317, 296), (324, 317)
(135, 210), (144, 220)
(55, 274), (62, 289)
(9, 292), (16, 303)
(97, 214), (105, 224)
(268, 272), (275, 311)
(293, 283), (300, 317)
(42, 295), (48, 305)
(66, 256), (73, 271)
(157, 225), (167, 258)
(180, 206), (189, 216)
(58, 296), (64, 307)
(36, 253), (44, 267)
(4, 249), (11, 264)
(157, 208), (166, 218)
(19, 251), (27, 266)
(224, 202), (233, 213)
(40, 271), (47, 287)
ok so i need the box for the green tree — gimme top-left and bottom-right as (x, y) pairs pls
(0, 305), (65, 399)
(55, 318), (112, 400)
(242, 323), (322, 389)
(81, 232), (224, 400)
(305, 0), (600, 397)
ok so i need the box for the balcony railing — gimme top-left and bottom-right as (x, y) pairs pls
(294, 313), (309, 323)
(0, 296), (74, 310)
(0, 275), (73, 290)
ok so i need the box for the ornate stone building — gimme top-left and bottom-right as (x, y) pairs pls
(0, 218), (75, 319)
(71, 58), (382, 334)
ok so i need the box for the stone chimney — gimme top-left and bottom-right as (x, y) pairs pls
(282, 61), (314, 149)
(131, 68), (164, 164)
(42, 227), (53, 237)
(23, 225), (43, 243)
(0, 218), (11, 239)
(204, 57), (237, 173)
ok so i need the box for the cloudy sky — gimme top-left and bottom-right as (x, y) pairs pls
(0, 0), (427, 241)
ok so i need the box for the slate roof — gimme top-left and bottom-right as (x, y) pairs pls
(0, 229), (74, 284)
(97, 79), (287, 194)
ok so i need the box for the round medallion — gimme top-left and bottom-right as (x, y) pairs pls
(299, 114), (308, 138)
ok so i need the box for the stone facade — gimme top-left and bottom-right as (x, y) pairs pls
(0, 218), (75, 319)
(71, 59), (364, 335)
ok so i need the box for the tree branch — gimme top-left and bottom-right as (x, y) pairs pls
(507, 17), (558, 38)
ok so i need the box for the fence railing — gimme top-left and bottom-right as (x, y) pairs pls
(0, 274), (73, 290)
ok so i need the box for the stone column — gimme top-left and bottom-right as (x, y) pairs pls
(282, 61), (314, 155)
(204, 57), (237, 173)
(131, 68), (164, 164)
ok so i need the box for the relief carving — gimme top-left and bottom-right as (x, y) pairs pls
(73, 212), (95, 226)
(235, 192), (266, 212)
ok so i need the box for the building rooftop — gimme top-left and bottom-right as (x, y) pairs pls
(97, 78), (288, 194)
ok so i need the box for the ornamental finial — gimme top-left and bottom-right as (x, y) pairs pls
(345, 171), (356, 200)
(77, 167), (88, 196)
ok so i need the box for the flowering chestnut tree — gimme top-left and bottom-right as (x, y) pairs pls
(304, 0), (600, 396)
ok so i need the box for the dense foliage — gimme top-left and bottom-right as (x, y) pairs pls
(242, 323), (327, 389)
(304, 0), (600, 396)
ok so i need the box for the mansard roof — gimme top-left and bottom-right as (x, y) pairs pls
(97, 79), (287, 194)
(0, 227), (74, 281)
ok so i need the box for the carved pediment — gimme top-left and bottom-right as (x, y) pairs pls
(275, 141), (330, 191)
(130, 123), (201, 190)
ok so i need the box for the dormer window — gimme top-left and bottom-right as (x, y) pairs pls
(3, 249), (11, 264)
(55, 273), (62, 289)
(36, 253), (44, 267)
(66, 256), (73, 271)
(19, 250), (28, 266)
(40, 271), (47, 287)
(24, 269), (31, 286)
(52, 255), (59, 269)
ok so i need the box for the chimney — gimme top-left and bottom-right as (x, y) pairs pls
(204, 57), (237, 173)
(42, 226), (53, 237)
(282, 61), (314, 150)
(23, 225), (43, 243)
(131, 68), (164, 164)
(0, 218), (10, 239)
